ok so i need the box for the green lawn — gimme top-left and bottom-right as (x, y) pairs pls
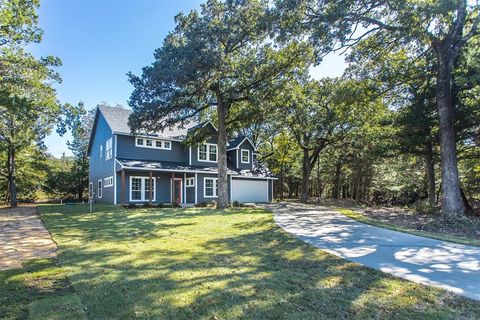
(2, 205), (480, 319)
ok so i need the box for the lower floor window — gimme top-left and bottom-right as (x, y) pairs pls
(89, 182), (93, 198)
(130, 176), (156, 201)
(186, 177), (195, 187)
(97, 180), (102, 198)
(204, 178), (218, 197)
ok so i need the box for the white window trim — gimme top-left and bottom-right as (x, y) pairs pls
(104, 176), (113, 188)
(105, 138), (113, 160)
(97, 179), (102, 198)
(99, 144), (103, 158)
(129, 176), (156, 202)
(89, 182), (93, 198)
(186, 177), (195, 187)
(241, 149), (250, 164)
(135, 137), (172, 150)
(203, 177), (218, 198)
(198, 143), (218, 163)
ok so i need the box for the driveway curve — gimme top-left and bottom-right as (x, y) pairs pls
(266, 202), (480, 301)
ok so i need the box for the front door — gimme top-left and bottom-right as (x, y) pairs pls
(173, 179), (182, 204)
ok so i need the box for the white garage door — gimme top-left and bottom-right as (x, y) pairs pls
(232, 179), (268, 203)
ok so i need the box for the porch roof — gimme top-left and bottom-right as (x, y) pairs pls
(116, 158), (238, 175)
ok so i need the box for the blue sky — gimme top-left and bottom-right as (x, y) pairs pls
(30, 0), (346, 158)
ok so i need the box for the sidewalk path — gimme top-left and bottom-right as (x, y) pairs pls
(267, 202), (480, 301)
(0, 206), (57, 271)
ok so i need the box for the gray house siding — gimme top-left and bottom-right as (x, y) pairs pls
(89, 113), (115, 204)
(116, 135), (189, 163)
(185, 174), (195, 203)
(227, 150), (236, 168)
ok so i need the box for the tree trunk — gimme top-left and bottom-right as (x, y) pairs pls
(7, 147), (17, 208)
(300, 148), (312, 203)
(333, 159), (342, 199)
(424, 141), (436, 207)
(435, 47), (464, 216)
(280, 160), (285, 200)
(216, 91), (229, 209)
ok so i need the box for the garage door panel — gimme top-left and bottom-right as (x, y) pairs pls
(232, 179), (268, 203)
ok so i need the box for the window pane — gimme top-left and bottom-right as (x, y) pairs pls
(209, 145), (217, 161)
(146, 139), (152, 146)
(242, 150), (249, 162)
(199, 144), (207, 160)
(156, 141), (162, 148)
(205, 187), (213, 196)
(137, 138), (143, 145)
(132, 191), (141, 200)
(132, 178), (142, 200)
(144, 179), (153, 200)
(164, 141), (171, 149)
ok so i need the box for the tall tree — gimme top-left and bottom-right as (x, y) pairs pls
(276, 0), (480, 216)
(0, 0), (61, 207)
(128, 0), (310, 208)
(58, 103), (95, 201)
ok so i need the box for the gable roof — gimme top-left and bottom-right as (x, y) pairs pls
(98, 105), (196, 139)
(227, 135), (256, 151)
(87, 105), (199, 155)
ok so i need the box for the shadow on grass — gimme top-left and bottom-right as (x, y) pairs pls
(33, 204), (480, 319)
(0, 259), (85, 320)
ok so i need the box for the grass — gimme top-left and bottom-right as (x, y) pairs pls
(337, 208), (480, 247)
(1, 204), (479, 319)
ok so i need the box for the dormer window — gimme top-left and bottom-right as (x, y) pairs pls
(241, 149), (250, 163)
(135, 137), (172, 150)
(198, 143), (217, 162)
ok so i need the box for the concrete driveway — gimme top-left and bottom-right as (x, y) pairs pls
(266, 202), (480, 301)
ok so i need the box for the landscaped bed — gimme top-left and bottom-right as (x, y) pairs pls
(1, 204), (480, 319)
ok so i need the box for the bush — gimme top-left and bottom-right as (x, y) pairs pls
(413, 200), (439, 214)
(195, 202), (209, 207)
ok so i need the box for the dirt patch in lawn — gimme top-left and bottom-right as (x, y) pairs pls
(0, 206), (57, 271)
(354, 206), (480, 241)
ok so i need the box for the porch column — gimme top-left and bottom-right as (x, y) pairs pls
(149, 171), (153, 205)
(183, 173), (186, 204)
(194, 173), (198, 204)
(121, 170), (126, 205)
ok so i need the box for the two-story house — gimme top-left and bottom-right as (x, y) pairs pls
(87, 105), (275, 205)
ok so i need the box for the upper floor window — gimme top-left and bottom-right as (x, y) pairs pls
(105, 138), (112, 160)
(241, 149), (250, 163)
(198, 143), (217, 162)
(135, 137), (172, 150)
